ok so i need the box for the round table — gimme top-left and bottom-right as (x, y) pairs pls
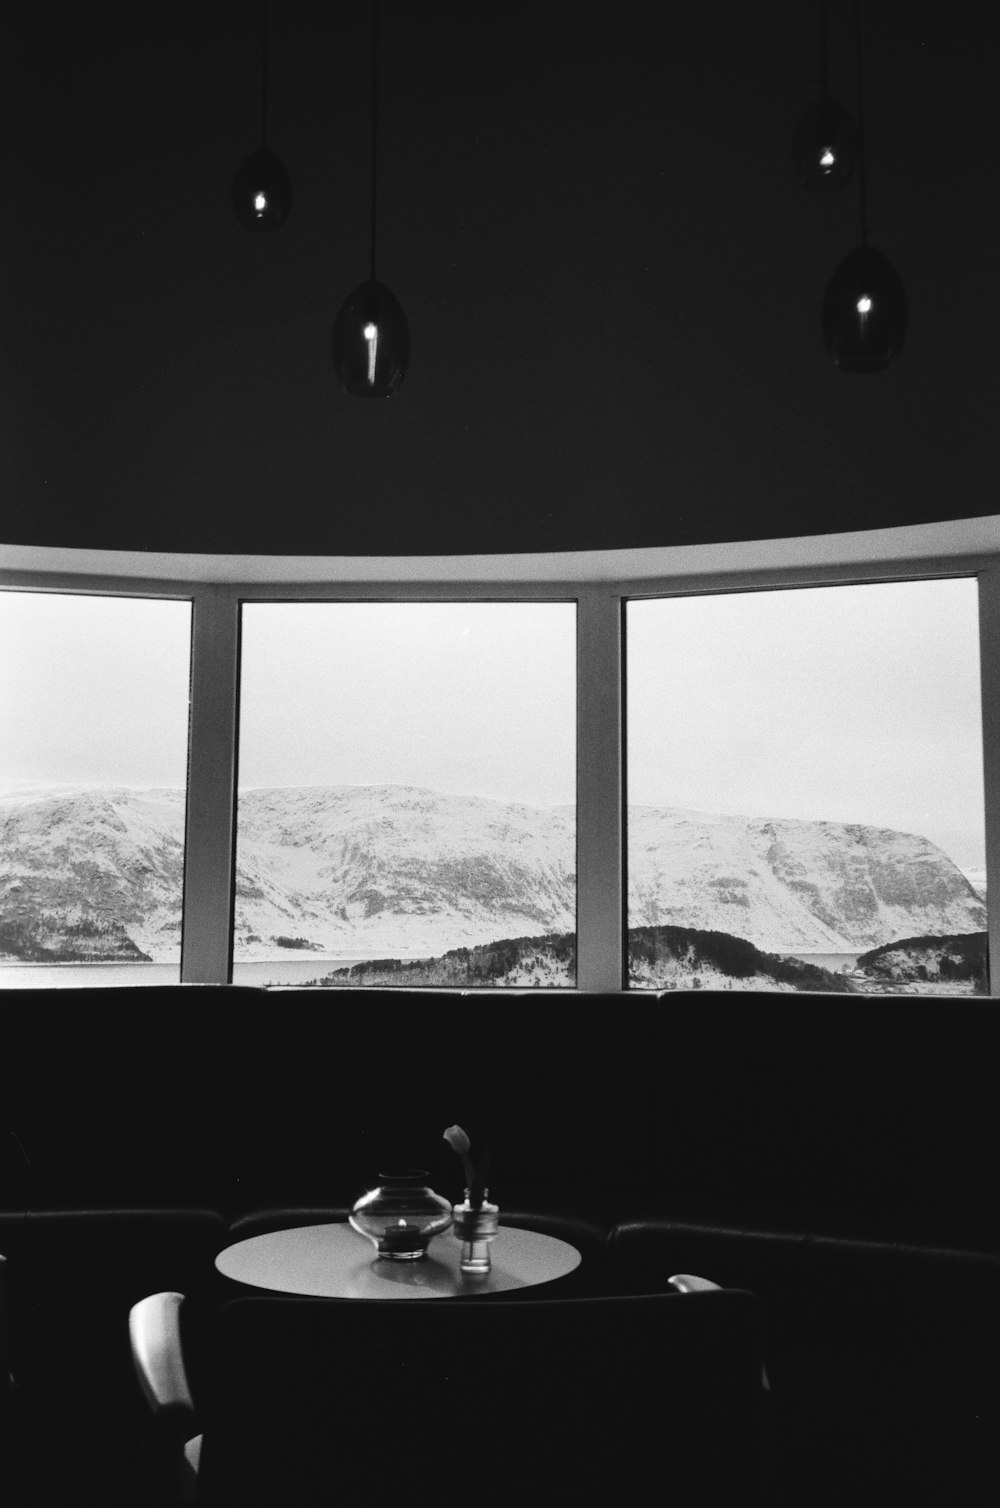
(215, 1221), (581, 1299)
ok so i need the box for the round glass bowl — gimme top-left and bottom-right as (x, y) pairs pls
(349, 1170), (454, 1259)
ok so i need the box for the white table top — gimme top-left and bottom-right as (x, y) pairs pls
(215, 1221), (582, 1299)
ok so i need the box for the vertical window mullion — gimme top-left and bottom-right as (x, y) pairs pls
(978, 567), (1000, 997)
(576, 590), (624, 991)
(180, 587), (240, 983)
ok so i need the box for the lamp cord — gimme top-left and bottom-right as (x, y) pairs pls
(259, 0), (269, 151)
(7, 1127), (30, 1172)
(819, 0), (828, 95)
(369, 0), (379, 284)
(855, 0), (868, 244)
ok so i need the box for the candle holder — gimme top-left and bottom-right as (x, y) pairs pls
(452, 1190), (500, 1275)
(349, 1170), (453, 1260)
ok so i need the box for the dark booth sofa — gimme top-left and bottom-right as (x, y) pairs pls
(2, 982), (998, 1504)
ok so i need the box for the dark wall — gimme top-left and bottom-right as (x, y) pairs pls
(3, 1), (998, 557)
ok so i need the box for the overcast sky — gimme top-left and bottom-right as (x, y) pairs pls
(238, 601), (576, 807)
(0, 578), (985, 868)
(0, 592), (193, 791)
(628, 577), (985, 870)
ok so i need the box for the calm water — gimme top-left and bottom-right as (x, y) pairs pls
(0, 957), (386, 989)
(0, 961), (180, 989)
(786, 951), (859, 974)
(232, 958), (403, 988)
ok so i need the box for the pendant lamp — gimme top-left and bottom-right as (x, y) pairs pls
(233, 0), (291, 231)
(822, 0), (906, 371)
(332, 0), (410, 396)
(792, 0), (857, 189)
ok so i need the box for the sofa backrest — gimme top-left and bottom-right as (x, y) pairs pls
(3, 985), (997, 1250)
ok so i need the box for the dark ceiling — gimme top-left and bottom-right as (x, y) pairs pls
(2, 0), (997, 556)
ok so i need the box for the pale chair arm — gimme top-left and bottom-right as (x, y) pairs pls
(668, 1272), (722, 1293)
(129, 1292), (196, 1425)
(130, 1292), (200, 1503)
(669, 1272), (770, 1392)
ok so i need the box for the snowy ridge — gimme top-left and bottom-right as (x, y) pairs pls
(0, 786), (186, 960)
(0, 784), (986, 963)
(628, 806), (986, 953)
(233, 784), (576, 960)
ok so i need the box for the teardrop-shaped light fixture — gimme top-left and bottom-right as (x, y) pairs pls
(793, 3), (856, 190)
(332, 0), (409, 396)
(233, 146), (291, 231)
(792, 94), (857, 190)
(332, 280), (411, 396)
(822, 245), (907, 372)
(233, 1), (291, 231)
(823, 0), (906, 370)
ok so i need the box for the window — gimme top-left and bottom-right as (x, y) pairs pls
(626, 579), (987, 993)
(2, 517), (997, 995)
(0, 590), (192, 986)
(232, 601), (576, 987)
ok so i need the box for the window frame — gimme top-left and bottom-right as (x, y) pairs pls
(3, 516), (999, 996)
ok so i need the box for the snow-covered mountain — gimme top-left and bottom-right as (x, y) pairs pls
(232, 784), (575, 960)
(0, 783), (986, 962)
(0, 785), (186, 961)
(627, 805), (986, 954)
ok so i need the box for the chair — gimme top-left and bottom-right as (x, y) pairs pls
(132, 1283), (765, 1505)
(609, 1219), (1000, 1506)
(1, 1209), (227, 1505)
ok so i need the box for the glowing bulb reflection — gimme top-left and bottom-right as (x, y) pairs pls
(857, 295), (873, 315)
(254, 191), (268, 213)
(820, 148), (835, 167)
(363, 321), (379, 385)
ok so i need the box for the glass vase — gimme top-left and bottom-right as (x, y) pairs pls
(349, 1170), (453, 1260)
(452, 1190), (500, 1274)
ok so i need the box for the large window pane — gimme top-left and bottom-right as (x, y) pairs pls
(0, 591), (192, 986)
(626, 579), (987, 994)
(234, 602), (576, 987)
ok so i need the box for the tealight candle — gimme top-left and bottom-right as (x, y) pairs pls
(378, 1220), (426, 1255)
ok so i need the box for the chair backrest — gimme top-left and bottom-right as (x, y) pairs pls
(195, 1289), (764, 1505)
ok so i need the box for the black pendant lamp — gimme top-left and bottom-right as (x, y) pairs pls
(233, 0), (291, 231)
(792, 0), (857, 190)
(332, 0), (410, 396)
(822, 0), (906, 371)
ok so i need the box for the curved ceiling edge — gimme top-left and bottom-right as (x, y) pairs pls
(3, 517), (1000, 591)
